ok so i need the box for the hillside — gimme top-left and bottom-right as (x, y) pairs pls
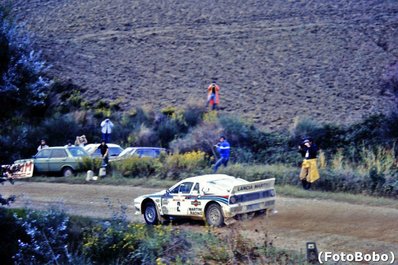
(11, 0), (398, 130)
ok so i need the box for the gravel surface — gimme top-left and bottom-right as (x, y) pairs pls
(2, 181), (397, 258)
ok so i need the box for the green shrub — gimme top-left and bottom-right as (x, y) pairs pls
(160, 151), (208, 179)
(219, 163), (298, 184)
(170, 121), (223, 155)
(80, 157), (102, 172)
(83, 223), (192, 265)
(14, 208), (73, 265)
(113, 157), (161, 178)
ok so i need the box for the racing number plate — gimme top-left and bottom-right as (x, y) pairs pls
(247, 203), (260, 211)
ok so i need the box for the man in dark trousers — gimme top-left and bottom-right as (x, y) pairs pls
(98, 140), (109, 167)
(213, 136), (231, 173)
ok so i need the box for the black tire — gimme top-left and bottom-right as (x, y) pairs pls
(205, 203), (224, 227)
(144, 201), (159, 225)
(62, 167), (74, 177)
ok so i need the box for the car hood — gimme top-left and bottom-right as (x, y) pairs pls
(14, 158), (34, 164)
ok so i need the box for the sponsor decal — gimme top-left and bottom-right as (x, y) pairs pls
(162, 199), (169, 205)
(161, 206), (169, 214)
(236, 182), (270, 192)
(188, 207), (202, 215)
(155, 199), (160, 203)
(191, 200), (201, 207)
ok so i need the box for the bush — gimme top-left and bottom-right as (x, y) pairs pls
(83, 223), (192, 265)
(14, 208), (73, 265)
(220, 163), (298, 184)
(0, 8), (52, 123)
(160, 151), (208, 179)
(79, 157), (102, 172)
(113, 157), (161, 178)
(0, 209), (28, 265)
(170, 121), (223, 155)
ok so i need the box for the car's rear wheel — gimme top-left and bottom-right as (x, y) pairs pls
(62, 167), (74, 177)
(205, 203), (224, 227)
(144, 201), (159, 225)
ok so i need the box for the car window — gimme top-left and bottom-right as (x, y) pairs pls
(36, 149), (51, 158)
(136, 149), (160, 158)
(93, 148), (102, 157)
(51, 149), (68, 158)
(170, 182), (194, 194)
(68, 147), (88, 157)
(119, 148), (133, 157)
(192, 183), (200, 193)
(109, 147), (123, 156)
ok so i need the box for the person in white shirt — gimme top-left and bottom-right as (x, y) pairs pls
(100, 118), (114, 143)
(37, 139), (49, 152)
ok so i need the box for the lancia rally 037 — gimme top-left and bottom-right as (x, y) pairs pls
(134, 174), (276, 226)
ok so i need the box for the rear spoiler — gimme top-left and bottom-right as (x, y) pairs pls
(230, 178), (275, 195)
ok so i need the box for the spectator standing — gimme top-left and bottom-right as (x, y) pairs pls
(75, 135), (88, 147)
(298, 138), (320, 190)
(213, 136), (230, 173)
(206, 81), (220, 110)
(37, 139), (49, 152)
(100, 118), (114, 143)
(98, 140), (109, 167)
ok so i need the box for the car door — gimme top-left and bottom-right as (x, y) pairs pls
(184, 183), (203, 217)
(48, 148), (69, 172)
(33, 149), (51, 172)
(164, 182), (194, 216)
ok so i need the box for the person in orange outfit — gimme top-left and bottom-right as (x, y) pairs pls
(206, 81), (220, 110)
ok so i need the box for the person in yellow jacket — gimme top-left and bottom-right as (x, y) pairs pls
(298, 138), (320, 190)
(206, 81), (220, 110)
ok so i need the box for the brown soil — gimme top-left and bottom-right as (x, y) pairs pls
(11, 0), (398, 129)
(2, 181), (397, 259)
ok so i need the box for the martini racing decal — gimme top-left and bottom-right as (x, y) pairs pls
(191, 200), (201, 206)
(200, 195), (229, 205)
(189, 207), (203, 215)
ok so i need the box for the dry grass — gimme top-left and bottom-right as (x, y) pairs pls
(11, 0), (398, 130)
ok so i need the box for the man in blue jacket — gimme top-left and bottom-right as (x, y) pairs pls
(213, 136), (231, 173)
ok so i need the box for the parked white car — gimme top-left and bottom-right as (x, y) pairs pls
(84, 143), (124, 159)
(134, 174), (276, 226)
(118, 147), (166, 159)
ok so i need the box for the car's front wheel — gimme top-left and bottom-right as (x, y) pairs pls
(205, 203), (224, 227)
(144, 201), (159, 225)
(62, 167), (74, 177)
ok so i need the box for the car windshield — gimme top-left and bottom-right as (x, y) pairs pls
(68, 147), (89, 157)
(119, 147), (133, 157)
(170, 182), (194, 194)
(93, 146), (123, 157)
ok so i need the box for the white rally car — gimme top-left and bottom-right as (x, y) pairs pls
(134, 174), (276, 226)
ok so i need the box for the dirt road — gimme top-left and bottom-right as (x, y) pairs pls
(2, 182), (398, 260)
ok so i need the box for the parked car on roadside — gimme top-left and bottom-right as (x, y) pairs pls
(84, 143), (124, 158)
(117, 147), (166, 160)
(14, 146), (89, 177)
